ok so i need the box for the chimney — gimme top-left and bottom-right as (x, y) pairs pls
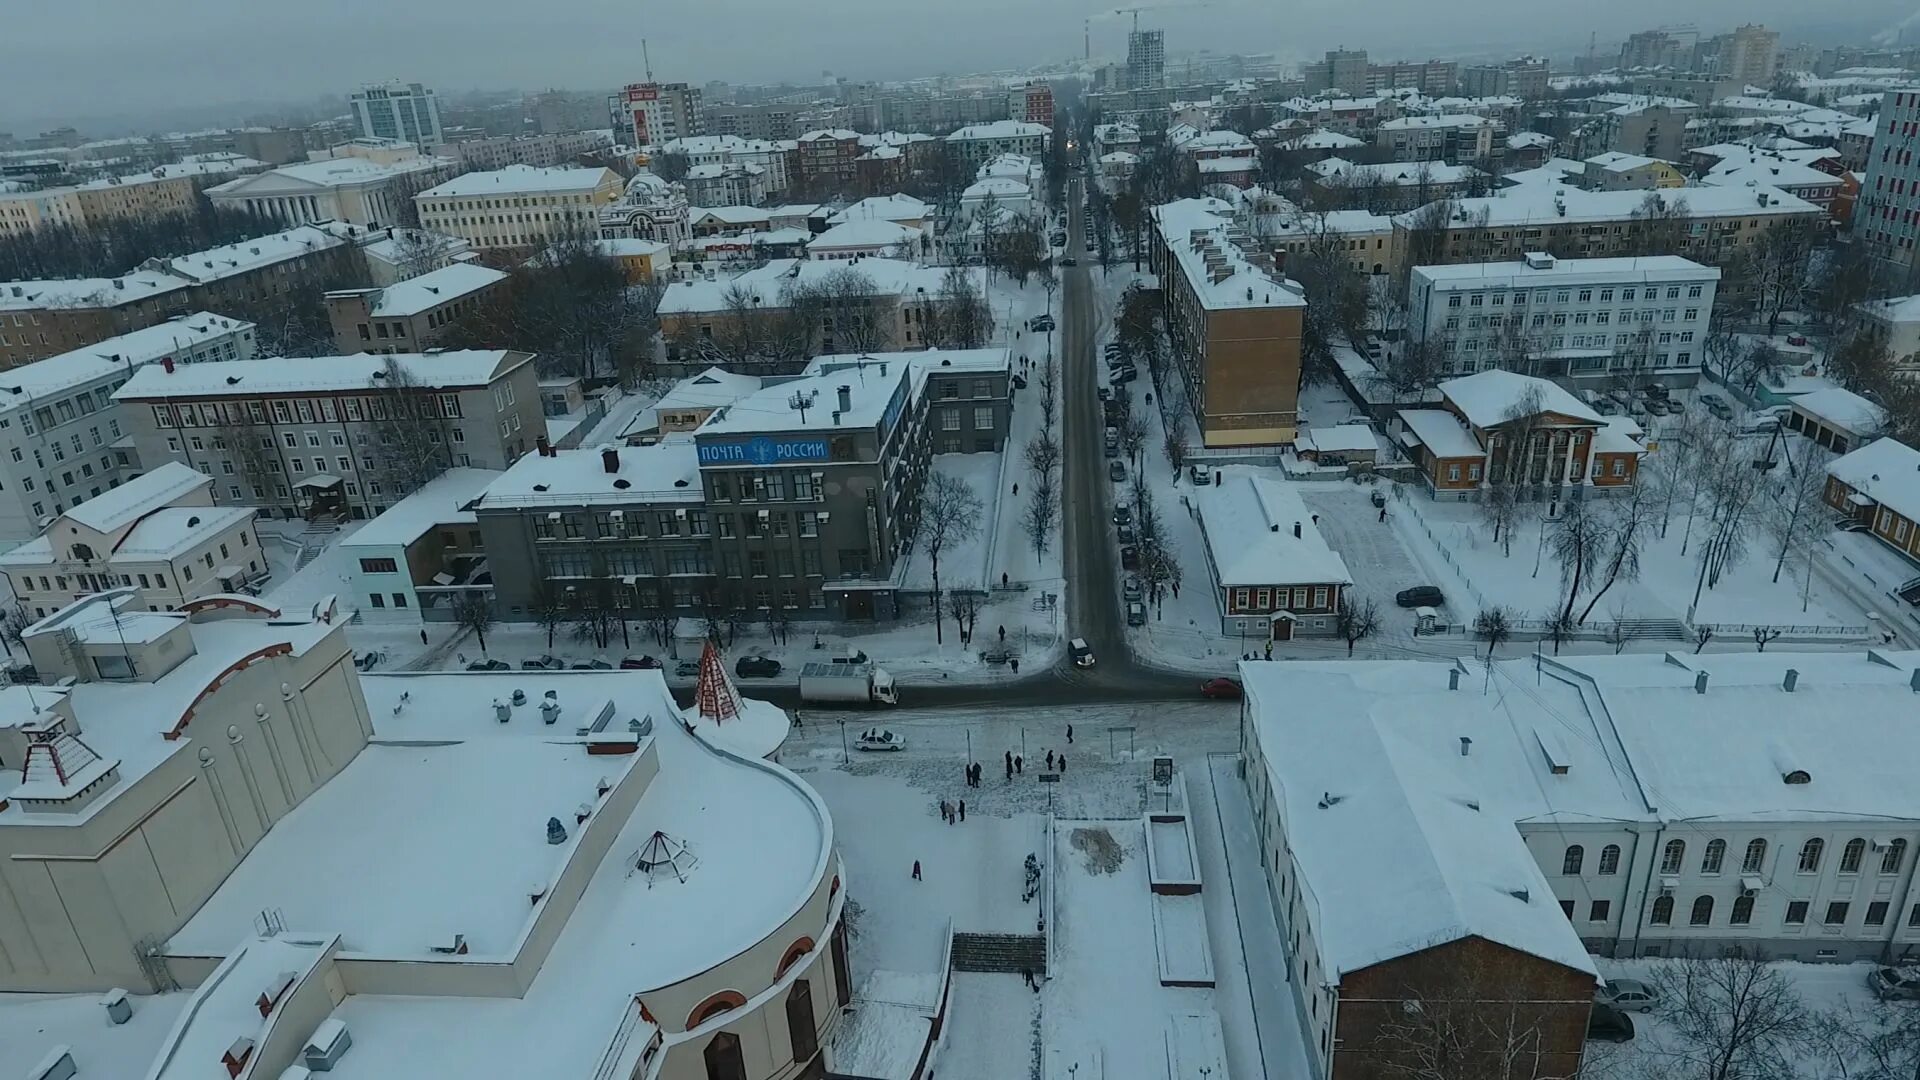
(837, 385), (852, 413)
(1695, 670), (1709, 695)
(1448, 667), (1461, 691)
(112, 278), (125, 290)
(536, 434), (551, 457)
(1783, 669), (1798, 692)
(1293, 521), (1301, 538)
(162, 357), (175, 374)
(601, 447), (620, 473)
(1911, 667), (1920, 692)
(1459, 736), (1472, 756)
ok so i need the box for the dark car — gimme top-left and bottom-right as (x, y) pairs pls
(1116, 523), (1135, 544)
(1011, 373), (1028, 390)
(1120, 545), (1140, 570)
(1869, 966), (1920, 1001)
(1113, 506), (1133, 526)
(1200, 678), (1243, 699)
(1059, 256), (1078, 267)
(1587, 1004), (1635, 1043)
(735, 655), (782, 678)
(619, 655), (661, 669)
(571, 658), (614, 670)
(1396, 585), (1444, 608)
(1028, 314), (1056, 332)
(1109, 460), (1128, 482)
(466, 658), (510, 671)
(521, 654), (566, 670)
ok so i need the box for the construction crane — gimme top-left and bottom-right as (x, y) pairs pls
(1084, 1), (1211, 58)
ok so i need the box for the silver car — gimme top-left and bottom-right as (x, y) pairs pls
(1595, 978), (1661, 1012)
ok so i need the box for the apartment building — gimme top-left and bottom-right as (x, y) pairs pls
(0, 313), (255, 545)
(945, 120), (1051, 167)
(1461, 57), (1551, 100)
(445, 130), (611, 171)
(0, 463), (268, 617)
(111, 349), (543, 521)
(1407, 253), (1720, 380)
(351, 81), (444, 147)
(661, 134), (796, 196)
(1372, 114), (1497, 165)
(1149, 199), (1307, 448)
(204, 148), (457, 228)
(1576, 152), (1687, 191)
(1388, 184), (1824, 282)
(1020, 81), (1056, 126)
(659, 258), (948, 369)
(1854, 89), (1920, 278)
(1304, 158), (1485, 210)
(0, 170), (202, 239)
(0, 224), (360, 367)
(413, 165), (623, 252)
(614, 81), (703, 145)
(1367, 59), (1458, 95)
(1302, 49), (1370, 95)
(324, 261), (507, 355)
(794, 129), (863, 194)
(683, 162), (771, 207)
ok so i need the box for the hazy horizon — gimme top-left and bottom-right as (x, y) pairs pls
(3, 0), (1915, 136)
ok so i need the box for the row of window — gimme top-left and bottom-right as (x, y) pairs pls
(1444, 282), (1706, 308)
(151, 392), (466, 429)
(1562, 836), (1907, 879)
(709, 471), (819, 503)
(1639, 894), (1920, 930)
(1447, 312), (1700, 332)
(1230, 585), (1332, 613)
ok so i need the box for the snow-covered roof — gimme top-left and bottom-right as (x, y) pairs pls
(798, 128), (859, 142)
(594, 237), (670, 259)
(0, 313), (251, 402)
(1280, 128), (1366, 150)
(1396, 409), (1484, 458)
(1196, 469), (1351, 588)
(700, 361), (911, 439)
(1414, 254), (1718, 289)
(107, 505), (256, 560)
(1831, 439), (1920, 517)
(1700, 153), (1840, 191)
(1307, 157), (1482, 187)
(1584, 151), (1674, 173)
(1099, 150), (1141, 165)
(211, 154), (442, 191)
(1176, 129), (1256, 152)
(657, 258), (945, 316)
(1295, 424), (1377, 454)
(0, 225), (346, 311)
(146, 934), (337, 1080)
(1714, 94), (1818, 114)
(63, 462), (211, 534)
(945, 120), (1050, 142)
(1860, 294), (1920, 325)
(1593, 415), (1648, 455)
(417, 164), (617, 198)
(1393, 182), (1821, 230)
(1152, 198), (1306, 313)
(342, 467), (503, 549)
(1441, 370), (1601, 427)
(687, 227), (811, 252)
(827, 194), (929, 225)
(805, 218), (920, 251)
(1591, 93), (1697, 115)
(363, 261), (506, 317)
(473, 438), (702, 510)
(1789, 387), (1887, 437)
(1377, 113), (1494, 131)
(113, 350), (527, 400)
(684, 161), (764, 180)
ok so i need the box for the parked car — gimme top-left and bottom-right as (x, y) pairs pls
(830, 650), (871, 665)
(856, 728), (906, 751)
(619, 655), (661, 669)
(1698, 392), (1725, 409)
(674, 659), (702, 677)
(571, 659), (614, 670)
(353, 650), (385, 672)
(466, 658), (510, 671)
(1112, 367), (1138, 385)
(1587, 1004), (1636, 1043)
(1189, 463), (1210, 485)
(1059, 256), (1078, 267)
(1592, 398), (1620, 416)
(1116, 523), (1135, 544)
(1200, 677), (1243, 699)
(1120, 545), (1140, 570)
(1105, 440), (1120, 459)
(1787, 333), (1809, 346)
(1595, 979), (1661, 1012)
(1070, 638), (1096, 667)
(1126, 601), (1147, 627)
(1869, 966), (1920, 1001)
(1109, 460), (1128, 482)
(521, 654), (566, 670)
(1097, 386), (1110, 401)
(1028, 314), (1056, 332)
(1396, 585), (1444, 608)
(1736, 415), (1781, 437)
(1011, 373), (1027, 390)
(1113, 505), (1133, 526)
(1123, 576), (1144, 602)
(734, 655), (782, 678)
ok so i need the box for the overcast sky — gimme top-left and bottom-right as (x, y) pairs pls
(2, 0), (1913, 133)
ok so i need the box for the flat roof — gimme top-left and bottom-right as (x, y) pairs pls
(806, 219), (920, 249)
(1791, 386), (1887, 435)
(1393, 183), (1822, 230)
(473, 438), (702, 510)
(341, 467), (502, 549)
(113, 350), (524, 399)
(0, 314), (251, 400)
(0, 989), (187, 1080)
(418, 164), (616, 198)
(364, 262), (507, 317)
(657, 258), (946, 316)
(1413, 254), (1719, 288)
(149, 934), (335, 1080)
(699, 361), (913, 439)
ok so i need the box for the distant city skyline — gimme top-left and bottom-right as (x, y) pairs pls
(0, 0), (1911, 136)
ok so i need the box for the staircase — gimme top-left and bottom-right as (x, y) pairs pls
(295, 543), (326, 571)
(950, 932), (1047, 976)
(1616, 618), (1686, 641)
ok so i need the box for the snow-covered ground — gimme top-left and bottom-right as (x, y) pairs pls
(900, 453), (1001, 592)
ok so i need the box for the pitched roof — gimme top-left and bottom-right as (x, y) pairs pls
(113, 350), (526, 399)
(1828, 438), (1920, 523)
(63, 462), (212, 534)
(1789, 387), (1887, 436)
(1440, 370), (1601, 427)
(1196, 470), (1352, 587)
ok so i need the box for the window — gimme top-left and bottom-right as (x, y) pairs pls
(1661, 839), (1685, 875)
(703, 1032), (745, 1080)
(1702, 838), (1726, 875)
(94, 653), (135, 679)
(1910, 904), (1920, 928)
(942, 410), (960, 431)
(786, 982), (818, 1062)
(1884, 839), (1907, 875)
(1559, 899), (1575, 918)
(1743, 838), (1767, 873)
(1786, 900), (1808, 925)
(1826, 901), (1851, 925)
(1651, 895), (1673, 924)
(370, 592), (385, 608)
(1869, 901), (1891, 926)
(974, 406), (994, 431)
(1562, 845), (1584, 876)
(1599, 844), (1621, 875)
(1799, 838), (1824, 874)
(1690, 895), (1714, 925)
(1841, 837), (1867, 874)
(1590, 900), (1611, 922)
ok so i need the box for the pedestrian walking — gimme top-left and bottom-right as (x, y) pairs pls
(1059, 754), (1067, 774)
(1001, 571), (1009, 588)
(1005, 759), (1014, 781)
(1022, 967), (1034, 988)
(1045, 750), (1055, 770)
(1066, 724), (1074, 743)
(1379, 505), (1387, 523)
(998, 625), (1006, 642)
(958, 800), (966, 822)
(1015, 755), (1024, 774)
(940, 799), (950, 822)
(1011, 658), (1020, 675)
(1264, 643), (1273, 661)
(1013, 482), (1020, 496)
(912, 860), (922, 881)
(419, 629), (428, 646)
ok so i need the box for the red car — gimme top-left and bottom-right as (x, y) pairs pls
(1200, 678), (1243, 699)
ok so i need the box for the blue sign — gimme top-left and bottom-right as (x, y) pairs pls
(698, 435), (830, 466)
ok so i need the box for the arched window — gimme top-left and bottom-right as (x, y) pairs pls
(704, 1032), (745, 1080)
(1742, 838), (1767, 874)
(1562, 844), (1584, 876)
(776, 936), (816, 979)
(1701, 839), (1726, 874)
(1650, 895), (1673, 924)
(1798, 838), (1825, 874)
(1731, 894), (1754, 925)
(1884, 839), (1908, 875)
(1598, 844), (1621, 875)
(1841, 838), (1867, 874)
(1690, 895), (1715, 926)
(1661, 839), (1685, 875)
(787, 980), (818, 1063)
(687, 990), (748, 1029)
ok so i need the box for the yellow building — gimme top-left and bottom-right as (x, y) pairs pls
(414, 164), (624, 253)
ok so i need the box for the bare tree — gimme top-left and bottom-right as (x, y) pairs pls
(811, 267), (887, 354)
(213, 405), (284, 507)
(917, 472), (983, 645)
(451, 592), (495, 656)
(1649, 948), (1807, 1080)
(568, 579), (620, 650)
(389, 229), (461, 281)
(1767, 446), (1833, 586)
(1023, 429), (1061, 481)
(443, 232), (658, 381)
(1121, 413), (1150, 468)
(948, 584), (983, 645)
(1473, 606), (1512, 660)
(1163, 428), (1188, 480)
(1736, 219), (1816, 337)
(1023, 474), (1059, 558)
(1693, 625), (1715, 653)
(1578, 484), (1656, 624)
(1398, 197), (1459, 295)
(1688, 419), (1767, 613)
(923, 265), (993, 349)
(652, 151), (691, 182)
(1644, 409), (1703, 538)
(1365, 947), (1571, 1080)
(1621, 191), (1690, 258)
(643, 604), (679, 654)
(1336, 596), (1381, 656)
(0, 603), (29, 660)
(529, 580), (568, 651)
(1370, 336), (1449, 401)
(367, 356), (456, 501)
(1547, 497), (1609, 628)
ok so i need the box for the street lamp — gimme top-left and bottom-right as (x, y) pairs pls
(839, 718), (848, 764)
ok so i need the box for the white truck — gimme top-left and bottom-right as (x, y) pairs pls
(799, 662), (900, 706)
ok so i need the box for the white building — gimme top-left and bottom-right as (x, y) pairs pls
(945, 120), (1050, 166)
(0, 313), (256, 545)
(205, 151), (457, 228)
(414, 164), (625, 251)
(660, 134), (794, 196)
(1373, 113), (1497, 163)
(339, 466), (500, 618)
(681, 161), (769, 207)
(350, 81), (445, 148)
(598, 171), (691, 245)
(1407, 253), (1721, 378)
(0, 463), (265, 617)
(1857, 294), (1920, 375)
(805, 219), (923, 261)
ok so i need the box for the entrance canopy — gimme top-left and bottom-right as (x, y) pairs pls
(294, 474), (344, 490)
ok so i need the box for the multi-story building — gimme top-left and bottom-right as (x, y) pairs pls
(597, 171), (691, 245)
(1302, 48), (1369, 94)
(683, 162), (770, 207)
(324, 261), (507, 355)
(0, 313), (254, 544)
(204, 146), (457, 228)
(1697, 149), (1848, 214)
(351, 81), (445, 148)
(1855, 89), (1920, 279)
(1278, 93), (1404, 136)
(413, 165), (624, 252)
(1395, 369), (1644, 500)
(1407, 253), (1720, 380)
(1366, 59), (1458, 95)
(1388, 184), (1824, 283)
(0, 224), (361, 367)
(1126, 29), (1167, 90)
(474, 349), (1007, 622)
(1149, 199), (1306, 448)
(661, 134), (796, 196)
(1020, 81), (1056, 126)
(445, 130), (610, 171)
(1855, 294), (1920, 374)
(0, 170), (206, 239)
(1461, 57), (1551, 100)
(1373, 114), (1496, 164)
(1726, 24), (1782, 86)
(703, 101), (809, 141)
(944, 120), (1050, 167)
(615, 81), (704, 146)
(793, 129), (863, 194)
(1194, 467), (1351, 639)
(112, 349), (543, 521)
(0, 463), (266, 617)
(1620, 29), (1691, 70)
(1303, 158), (1485, 210)
(1628, 72), (1749, 107)
(659, 258), (948, 369)
(1576, 151), (1687, 191)
(1594, 97), (1698, 162)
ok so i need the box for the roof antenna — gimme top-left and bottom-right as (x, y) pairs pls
(643, 39), (654, 82)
